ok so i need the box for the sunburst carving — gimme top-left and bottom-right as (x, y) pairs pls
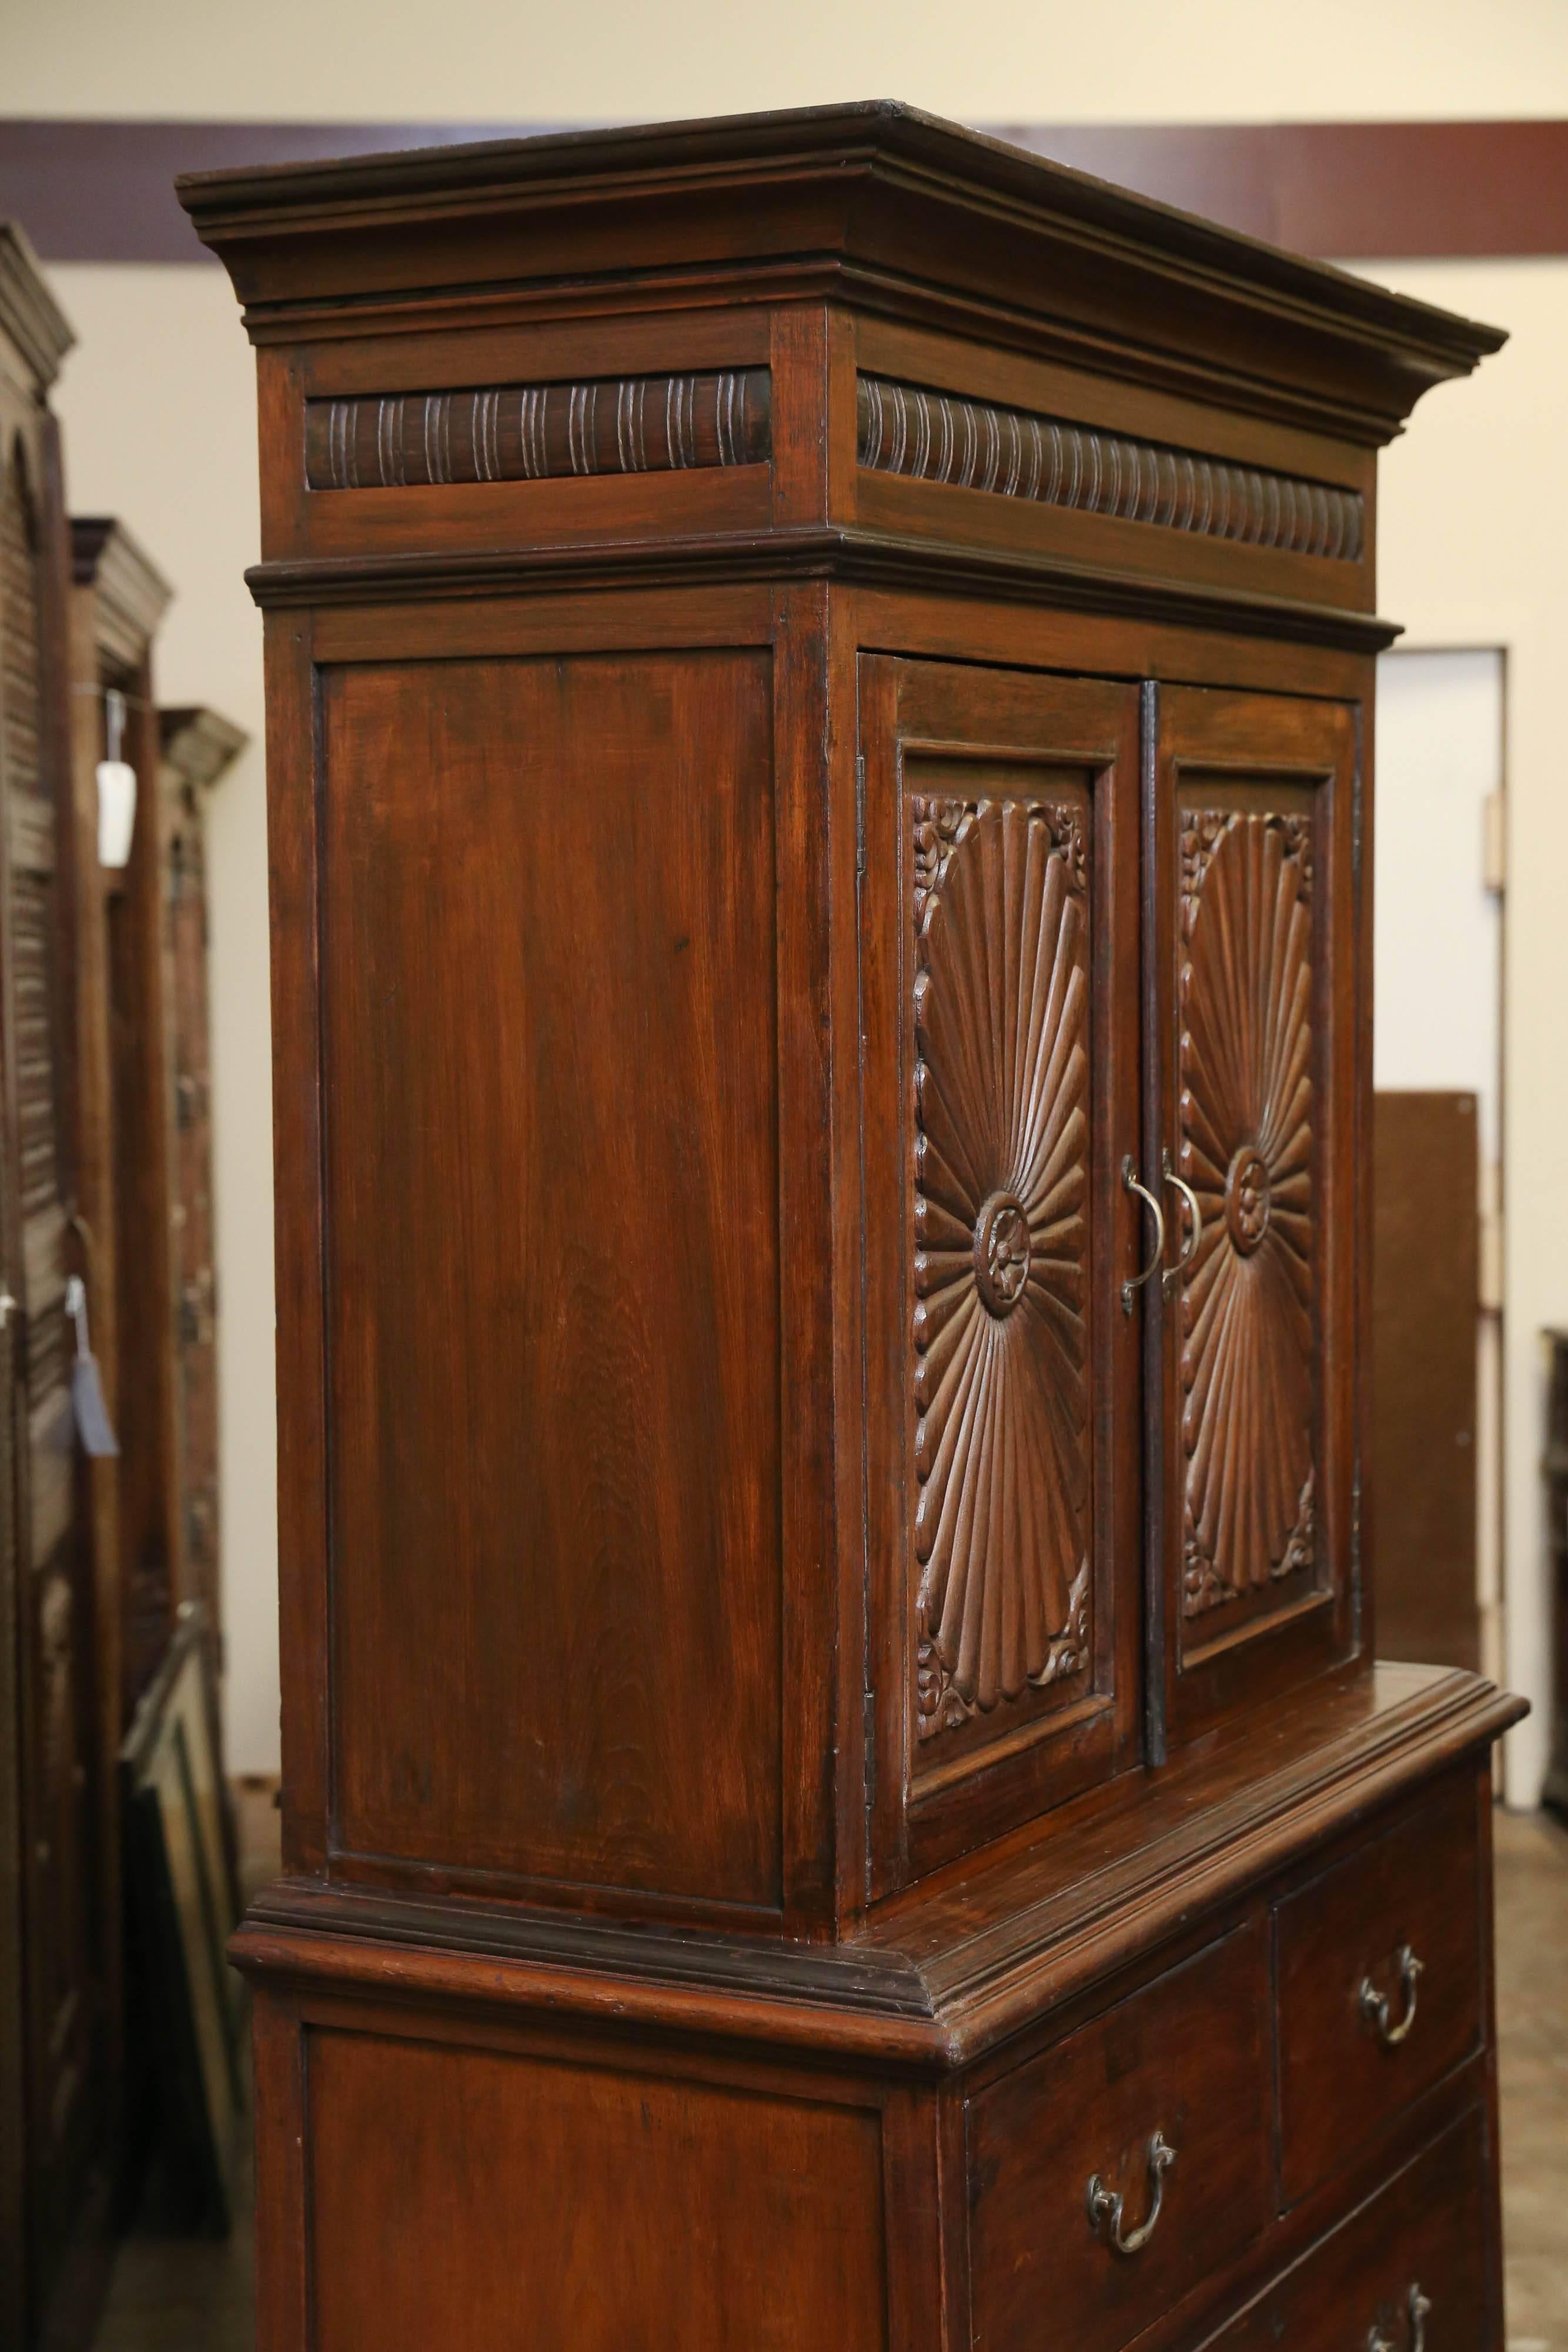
(1178, 810), (1316, 1618)
(911, 796), (1091, 1739)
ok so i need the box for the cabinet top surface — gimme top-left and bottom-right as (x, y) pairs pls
(237, 1665), (1522, 2072)
(178, 101), (1501, 444)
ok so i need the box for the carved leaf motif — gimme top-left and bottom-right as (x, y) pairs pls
(1179, 811), (1315, 1614)
(912, 797), (1091, 1737)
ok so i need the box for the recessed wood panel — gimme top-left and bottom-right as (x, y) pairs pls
(320, 651), (783, 1907)
(306, 2030), (888, 2352)
(1177, 800), (1318, 1628)
(910, 787), (1095, 1740)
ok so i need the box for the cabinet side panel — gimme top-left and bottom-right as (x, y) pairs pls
(306, 2029), (889, 2352)
(319, 650), (784, 1908)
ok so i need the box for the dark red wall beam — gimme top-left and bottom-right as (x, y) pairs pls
(2, 116), (1566, 266)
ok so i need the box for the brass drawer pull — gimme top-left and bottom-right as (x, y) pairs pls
(1368, 2281), (1431, 2351)
(1359, 1945), (1424, 2047)
(1086, 2129), (1176, 2256)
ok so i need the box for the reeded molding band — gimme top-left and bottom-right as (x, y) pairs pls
(306, 368), (772, 491)
(857, 375), (1364, 562)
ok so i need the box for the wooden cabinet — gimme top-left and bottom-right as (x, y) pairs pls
(0, 228), (114, 2348)
(180, 104), (1520, 2351)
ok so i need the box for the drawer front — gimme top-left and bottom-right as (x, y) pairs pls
(1276, 1773), (1482, 2206)
(1203, 2106), (1492, 2348)
(968, 1923), (1270, 2352)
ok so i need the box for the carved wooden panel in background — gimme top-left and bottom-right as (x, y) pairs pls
(1179, 810), (1316, 1620)
(911, 796), (1091, 1740)
(305, 368), (771, 492)
(858, 376), (1365, 561)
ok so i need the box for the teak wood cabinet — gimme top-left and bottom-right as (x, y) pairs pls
(182, 106), (1524, 2352)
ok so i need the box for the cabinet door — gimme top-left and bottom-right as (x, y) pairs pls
(860, 659), (1141, 1893)
(1148, 687), (1362, 1748)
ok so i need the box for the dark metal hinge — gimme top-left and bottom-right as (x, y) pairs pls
(855, 755), (867, 877)
(863, 1690), (876, 1808)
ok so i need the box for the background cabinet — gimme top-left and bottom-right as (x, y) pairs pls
(0, 226), (113, 2348)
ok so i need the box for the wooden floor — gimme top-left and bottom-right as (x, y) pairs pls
(88, 1805), (1568, 2352)
(1495, 1807), (1568, 2352)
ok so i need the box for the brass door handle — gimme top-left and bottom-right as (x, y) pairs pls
(1161, 1148), (1202, 1289)
(1086, 2129), (1176, 2256)
(1121, 1159), (1166, 1315)
(1359, 1945), (1424, 2047)
(1367, 2283), (1431, 2352)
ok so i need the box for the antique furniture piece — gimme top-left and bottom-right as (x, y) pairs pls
(0, 228), (119, 2349)
(70, 518), (180, 1718)
(183, 108), (1521, 2351)
(69, 540), (248, 2236)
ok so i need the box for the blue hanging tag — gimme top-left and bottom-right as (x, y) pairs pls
(65, 1275), (119, 1458)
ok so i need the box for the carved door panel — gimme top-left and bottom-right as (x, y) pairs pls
(1147, 687), (1362, 1750)
(860, 659), (1141, 1895)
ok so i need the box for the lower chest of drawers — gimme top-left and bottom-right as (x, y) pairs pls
(963, 1769), (1493, 2352)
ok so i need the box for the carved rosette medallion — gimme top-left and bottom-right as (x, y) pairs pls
(974, 1192), (1031, 1314)
(1178, 810), (1316, 1619)
(911, 795), (1091, 1740)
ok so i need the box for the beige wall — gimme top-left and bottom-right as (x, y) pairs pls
(22, 6), (1568, 1793)
(10, 0), (1568, 121)
(1367, 256), (1568, 1806)
(45, 265), (277, 1772)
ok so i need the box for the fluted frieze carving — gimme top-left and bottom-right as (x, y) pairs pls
(306, 369), (771, 491)
(911, 796), (1092, 1740)
(858, 376), (1363, 563)
(1178, 810), (1316, 1617)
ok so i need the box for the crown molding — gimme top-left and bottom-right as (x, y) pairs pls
(71, 514), (174, 667)
(0, 219), (72, 389)
(159, 704), (248, 791)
